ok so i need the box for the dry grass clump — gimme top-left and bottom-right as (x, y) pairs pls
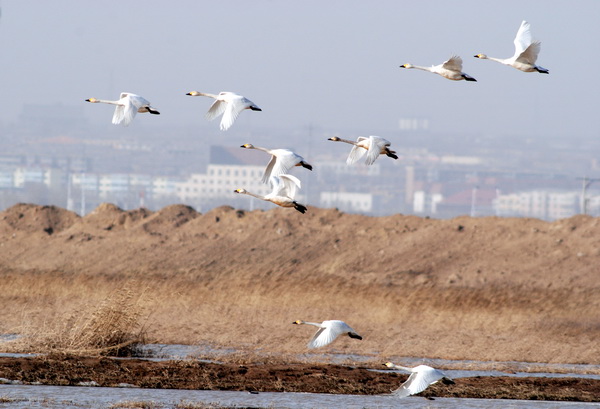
(7, 287), (148, 356)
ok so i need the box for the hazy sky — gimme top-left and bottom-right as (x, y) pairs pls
(1, 1), (599, 140)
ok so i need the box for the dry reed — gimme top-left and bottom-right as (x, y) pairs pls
(4, 284), (148, 356)
(1, 269), (599, 365)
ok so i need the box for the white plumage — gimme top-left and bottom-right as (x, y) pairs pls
(474, 20), (549, 74)
(293, 320), (362, 349)
(328, 136), (398, 165)
(240, 143), (312, 184)
(400, 56), (477, 82)
(234, 174), (307, 214)
(85, 92), (160, 126)
(186, 91), (261, 130)
(384, 362), (454, 398)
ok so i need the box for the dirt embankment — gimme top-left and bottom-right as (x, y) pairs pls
(1, 203), (599, 368)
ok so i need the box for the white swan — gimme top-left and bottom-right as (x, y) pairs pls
(400, 56), (477, 82)
(292, 320), (362, 349)
(186, 91), (261, 130)
(474, 20), (549, 74)
(384, 362), (455, 398)
(234, 174), (307, 213)
(328, 136), (398, 165)
(240, 143), (313, 184)
(85, 92), (160, 126)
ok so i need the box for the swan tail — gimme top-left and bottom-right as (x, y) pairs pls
(300, 161), (313, 171)
(293, 202), (307, 214)
(348, 332), (363, 340)
(385, 149), (398, 160)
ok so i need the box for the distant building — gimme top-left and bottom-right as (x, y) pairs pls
(320, 191), (372, 213)
(493, 190), (580, 220)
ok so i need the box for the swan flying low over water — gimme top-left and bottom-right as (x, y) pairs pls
(186, 91), (261, 131)
(85, 92), (160, 126)
(234, 174), (307, 214)
(240, 143), (313, 184)
(293, 320), (362, 349)
(400, 56), (477, 82)
(474, 20), (549, 74)
(384, 362), (455, 398)
(328, 136), (398, 165)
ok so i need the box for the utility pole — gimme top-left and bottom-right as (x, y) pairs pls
(577, 176), (600, 215)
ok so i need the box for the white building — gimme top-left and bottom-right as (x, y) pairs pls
(493, 190), (580, 220)
(320, 191), (372, 213)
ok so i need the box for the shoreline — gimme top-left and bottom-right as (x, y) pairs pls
(1, 355), (599, 402)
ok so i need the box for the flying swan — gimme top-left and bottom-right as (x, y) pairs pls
(474, 20), (549, 74)
(328, 136), (398, 165)
(400, 56), (477, 81)
(292, 320), (362, 349)
(85, 92), (160, 126)
(240, 143), (312, 184)
(234, 174), (307, 213)
(186, 91), (261, 130)
(384, 362), (455, 398)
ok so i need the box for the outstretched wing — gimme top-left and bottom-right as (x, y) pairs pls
(112, 93), (138, 126)
(205, 100), (227, 122)
(220, 95), (249, 130)
(365, 136), (390, 165)
(346, 137), (368, 165)
(513, 20), (533, 58)
(270, 174), (301, 199)
(308, 327), (338, 349)
(515, 41), (541, 64)
(269, 149), (302, 179)
(441, 55), (463, 71)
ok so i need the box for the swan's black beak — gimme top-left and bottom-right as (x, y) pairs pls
(250, 106), (262, 111)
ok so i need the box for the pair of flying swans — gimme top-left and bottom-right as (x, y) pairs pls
(401, 20), (548, 81)
(87, 91), (260, 129)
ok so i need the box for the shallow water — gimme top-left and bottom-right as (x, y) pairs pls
(1, 384), (598, 409)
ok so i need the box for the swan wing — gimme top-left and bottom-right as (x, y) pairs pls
(270, 149), (301, 177)
(308, 326), (338, 349)
(261, 155), (277, 184)
(513, 20), (533, 58)
(205, 100), (227, 121)
(515, 41), (541, 64)
(365, 136), (388, 165)
(441, 56), (463, 71)
(112, 94), (137, 126)
(308, 320), (355, 348)
(219, 95), (250, 130)
(111, 105), (125, 125)
(278, 174), (301, 198)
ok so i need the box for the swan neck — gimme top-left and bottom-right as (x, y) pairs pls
(412, 65), (432, 72)
(334, 138), (357, 145)
(243, 190), (265, 201)
(95, 99), (121, 105)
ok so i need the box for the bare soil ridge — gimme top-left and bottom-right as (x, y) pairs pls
(1, 203), (599, 365)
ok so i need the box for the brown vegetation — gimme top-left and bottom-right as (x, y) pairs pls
(0, 203), (599, 366)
